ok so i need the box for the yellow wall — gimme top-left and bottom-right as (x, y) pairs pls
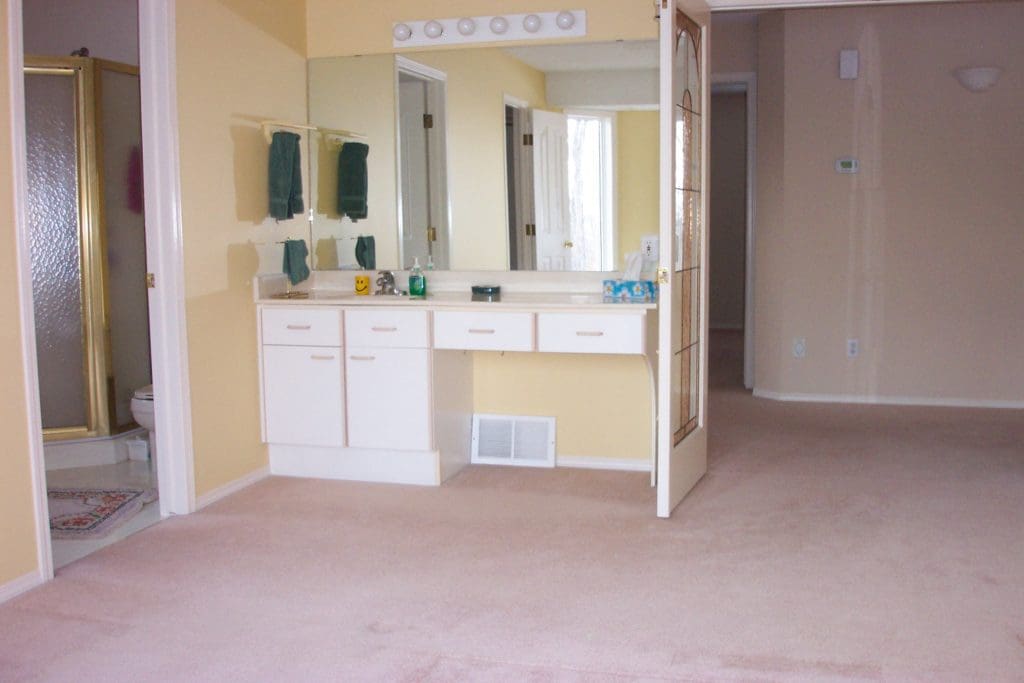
(306, 0), (657, 58)
(175, 0), (309, 496)
(754, 3), (1024, 402)
(474, 353), (653, 461)
(308, 54), (399, 269)
(0, 2), (42, 587)
(616, 110), (659, 267)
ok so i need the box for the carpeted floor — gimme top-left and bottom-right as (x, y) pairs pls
(1, 331), (1022, 681)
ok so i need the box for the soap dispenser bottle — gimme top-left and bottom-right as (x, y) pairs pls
(409, 257), (426, 298)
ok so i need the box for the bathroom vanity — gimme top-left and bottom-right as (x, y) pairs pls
(255, 272), (656, 486)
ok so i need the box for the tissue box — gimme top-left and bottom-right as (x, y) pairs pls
(602, 279), (657, 303)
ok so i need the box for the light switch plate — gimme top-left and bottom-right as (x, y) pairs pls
(840, 49), (859, 79)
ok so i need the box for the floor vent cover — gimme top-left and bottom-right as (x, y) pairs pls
(471, 414), (555, 468)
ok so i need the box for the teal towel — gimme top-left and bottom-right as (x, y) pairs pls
(337, 142), (369, 221)
(268, 131), (304, 220)
(282, 239), (310, 285)
(355, 235), (375, 270)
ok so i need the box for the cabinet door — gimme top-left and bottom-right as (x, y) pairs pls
(263, 345), (345, 447)
(346, 347), (431, 451)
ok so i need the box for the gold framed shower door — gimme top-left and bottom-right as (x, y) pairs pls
(25, 56), (141, 442)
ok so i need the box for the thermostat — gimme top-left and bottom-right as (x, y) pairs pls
(835, 157), (859, 174)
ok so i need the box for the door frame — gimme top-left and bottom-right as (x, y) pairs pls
(710, 71), (757, 390)
(7, 0), (194, 585)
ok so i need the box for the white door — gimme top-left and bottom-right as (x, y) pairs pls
(657, 0), (709, 518)
(346, 348), (432, 451)
(531, 109), (572, 271)
(399, 77), (430, 268)
(263, 345), (345, 447)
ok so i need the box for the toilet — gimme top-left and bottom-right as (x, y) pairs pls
(130, 384), (156, 470)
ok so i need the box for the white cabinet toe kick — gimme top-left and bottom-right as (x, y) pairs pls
(257, 302), (656, 485)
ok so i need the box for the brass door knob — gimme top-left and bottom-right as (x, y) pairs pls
(563, 240), (574, 248)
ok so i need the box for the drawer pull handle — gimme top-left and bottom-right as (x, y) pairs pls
(310, 354), (335, 361)
(468, 328), (496, 335)
(349, 355), (376, 361)
(371, 326), (398, 332)
(576, 331), (605, 337)
(286, 324), (312, 330)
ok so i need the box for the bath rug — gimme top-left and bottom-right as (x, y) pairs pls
(48, 487), (158, 540)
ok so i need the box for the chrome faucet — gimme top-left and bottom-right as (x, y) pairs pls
(375, 271), (400, 296)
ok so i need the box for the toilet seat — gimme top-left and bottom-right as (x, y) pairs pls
(134, 384), (154, 401)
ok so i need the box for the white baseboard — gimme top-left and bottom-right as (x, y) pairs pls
(752, 389), (1024, 410)
(195, 465), (270, 510)
(0, 570), (45, 605)
(557, 455), (652, 472)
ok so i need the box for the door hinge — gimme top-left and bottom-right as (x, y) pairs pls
(523, 133), (533, 146)
(423, 113), (434, 129)
(146, 273), (155, 289)
(656, 267), (669, 285)
(525, 223), (536, 237)
(427, 226), (437, 242)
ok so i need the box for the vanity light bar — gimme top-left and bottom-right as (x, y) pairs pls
(392, 10), (587, 49)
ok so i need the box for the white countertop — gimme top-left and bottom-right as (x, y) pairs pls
(258, 289), (656, 311)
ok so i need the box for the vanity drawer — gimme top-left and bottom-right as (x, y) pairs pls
(345, 308), (430, 348)
(433, 311), (535, 352)
(537, 312), (645, 355)
(261, 307), (343, 347)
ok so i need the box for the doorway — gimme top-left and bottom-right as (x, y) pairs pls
(395, 57), (449, 270)
(709, 74), (756, 390)
(10, 0), (194, 581)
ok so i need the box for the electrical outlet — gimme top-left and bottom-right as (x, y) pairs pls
(640, 235), (659, 260)
(792, 337), (807, 359)
(847, 338), (859, 358)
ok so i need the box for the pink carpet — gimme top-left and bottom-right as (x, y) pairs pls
(1, 332), (1022, 681)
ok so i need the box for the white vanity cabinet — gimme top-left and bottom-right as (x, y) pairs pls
(344, 309), (432, 451)
(260, 307), (345, 447)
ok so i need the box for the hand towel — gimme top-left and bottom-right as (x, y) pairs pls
(337, 142), (369, 221)
(269, 131), (304, 220)
(282, 239), (310, 285)
(355, 235), (376, 270)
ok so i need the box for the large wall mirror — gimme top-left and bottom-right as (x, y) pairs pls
(307, 40), (658, 273)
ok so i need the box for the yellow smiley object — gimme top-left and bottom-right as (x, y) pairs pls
(354, 275), (370, 295)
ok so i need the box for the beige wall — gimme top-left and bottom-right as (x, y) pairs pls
(616, 110), (659, 267)
(306, 0), (657, 58)
(710, 13), (758, 76)
(754, 2), (1024, 402)
(709, 92), (746, 329)
(175, 0), (309, 496)
(475, 353), (652, 461)
(0, 2), (42, 587)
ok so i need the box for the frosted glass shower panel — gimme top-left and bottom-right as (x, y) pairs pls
(101, 67), (151, 427)
(25, 71), (87, 430)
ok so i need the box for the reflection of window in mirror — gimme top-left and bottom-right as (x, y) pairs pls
(566, 110), (616, 272)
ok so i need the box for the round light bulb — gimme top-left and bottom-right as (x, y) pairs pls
(556, 11), (575, 30)
(393, 23), (412, 41)
(523, 14), (542, 33)
(457, 17), (476, 36)
(490, 16), (509, 34)
(424, 20), (444, 39)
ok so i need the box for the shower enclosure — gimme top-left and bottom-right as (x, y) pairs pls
(24, 56), (151, 441)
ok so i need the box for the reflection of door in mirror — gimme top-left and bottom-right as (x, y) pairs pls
(396, 59), (449, 270)
(507, 108), (617, 271)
